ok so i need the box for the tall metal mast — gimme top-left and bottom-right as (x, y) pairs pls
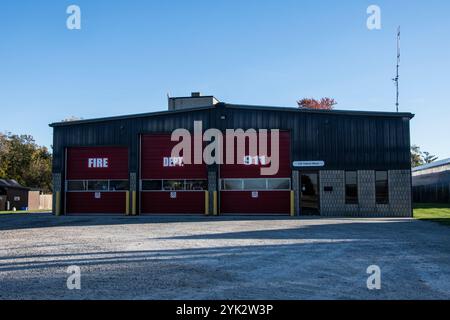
(393, 26), (401, 112)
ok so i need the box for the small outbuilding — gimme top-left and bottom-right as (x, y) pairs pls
(0, 179), (30, 211)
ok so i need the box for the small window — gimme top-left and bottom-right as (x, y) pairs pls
(222, 179), (243, 190)
(345, 171), (358, 204)
(243, 179), (267, 190)
(142, 180), (162, 191)
(375, 171), (389, 204)
(87, 180), (109, 191)
(163, 180), (184, 191)
(67, 180), (87, 191)
(185, 180), (208, 191)
(268, 178), (291, 190)
(109, 180), (129, 191)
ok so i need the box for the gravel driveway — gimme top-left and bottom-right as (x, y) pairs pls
(0, 214), (449, 300)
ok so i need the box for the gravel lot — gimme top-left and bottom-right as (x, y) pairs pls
(0, 213), (449, 300)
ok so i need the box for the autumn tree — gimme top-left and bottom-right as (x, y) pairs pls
(297, 98), (337, 110)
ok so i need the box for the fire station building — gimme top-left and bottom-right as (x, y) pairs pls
(50, 93), (414, 217)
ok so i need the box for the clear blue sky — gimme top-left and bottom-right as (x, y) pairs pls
(1, 0), (449, 159)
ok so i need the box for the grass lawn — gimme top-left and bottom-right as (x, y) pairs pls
(414, 203), (450, 226)
(0, 209), (50, 215)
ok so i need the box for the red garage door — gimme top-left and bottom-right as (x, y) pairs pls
(220, 131), (292, 215)
(140, 134), (207, 214)
(65, 146), (129, 214)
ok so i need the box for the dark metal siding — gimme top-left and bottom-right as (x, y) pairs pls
(412, 171), (450, 203)
(52, 105), (412, 174)
(221, 107), (411, 170)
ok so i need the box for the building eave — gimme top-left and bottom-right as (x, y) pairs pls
(49, 103), (414, 128)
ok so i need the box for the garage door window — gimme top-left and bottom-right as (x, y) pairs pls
(243, 179), (267, 190)
(221, 178), (291, 191)
(141, 180), (163, 191)
(109, 180), (129, 191)
(67, 180), (87, 191)
(267, 178), (291, 190)
(66, 180), (129, 192)
(87, 181), (109, 191)
(163, 180), (184, 191)
(141, 180), (207, 191)
(185, 180), (208, 191)
(222, 179), (244, 190)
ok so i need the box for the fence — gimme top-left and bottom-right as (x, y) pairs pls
(28, 191), (53, 211)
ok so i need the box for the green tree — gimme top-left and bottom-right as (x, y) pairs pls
(410, 145), (439, 168)
(0, 133), (52, 193)
(422, 151), (438, 164)
(0, 133), (7, 177)
(411, 145), (424, 168)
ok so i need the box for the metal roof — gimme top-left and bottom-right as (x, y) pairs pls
(412, 158), (450, 172)
(0, 179), (29, 190)
(49, 103), (414, 127)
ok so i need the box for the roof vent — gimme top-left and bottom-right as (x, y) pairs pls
(191, 92), (201, 97)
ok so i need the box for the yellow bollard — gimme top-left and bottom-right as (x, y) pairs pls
(205, 191), (209, 215)
(125, 191), (130, 215)
(213, 191), (218, 216)
(55, 191), (61, 216)
(132, 191), (137, 216)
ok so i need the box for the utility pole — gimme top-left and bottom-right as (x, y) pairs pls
(393, 26), (401, 112)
